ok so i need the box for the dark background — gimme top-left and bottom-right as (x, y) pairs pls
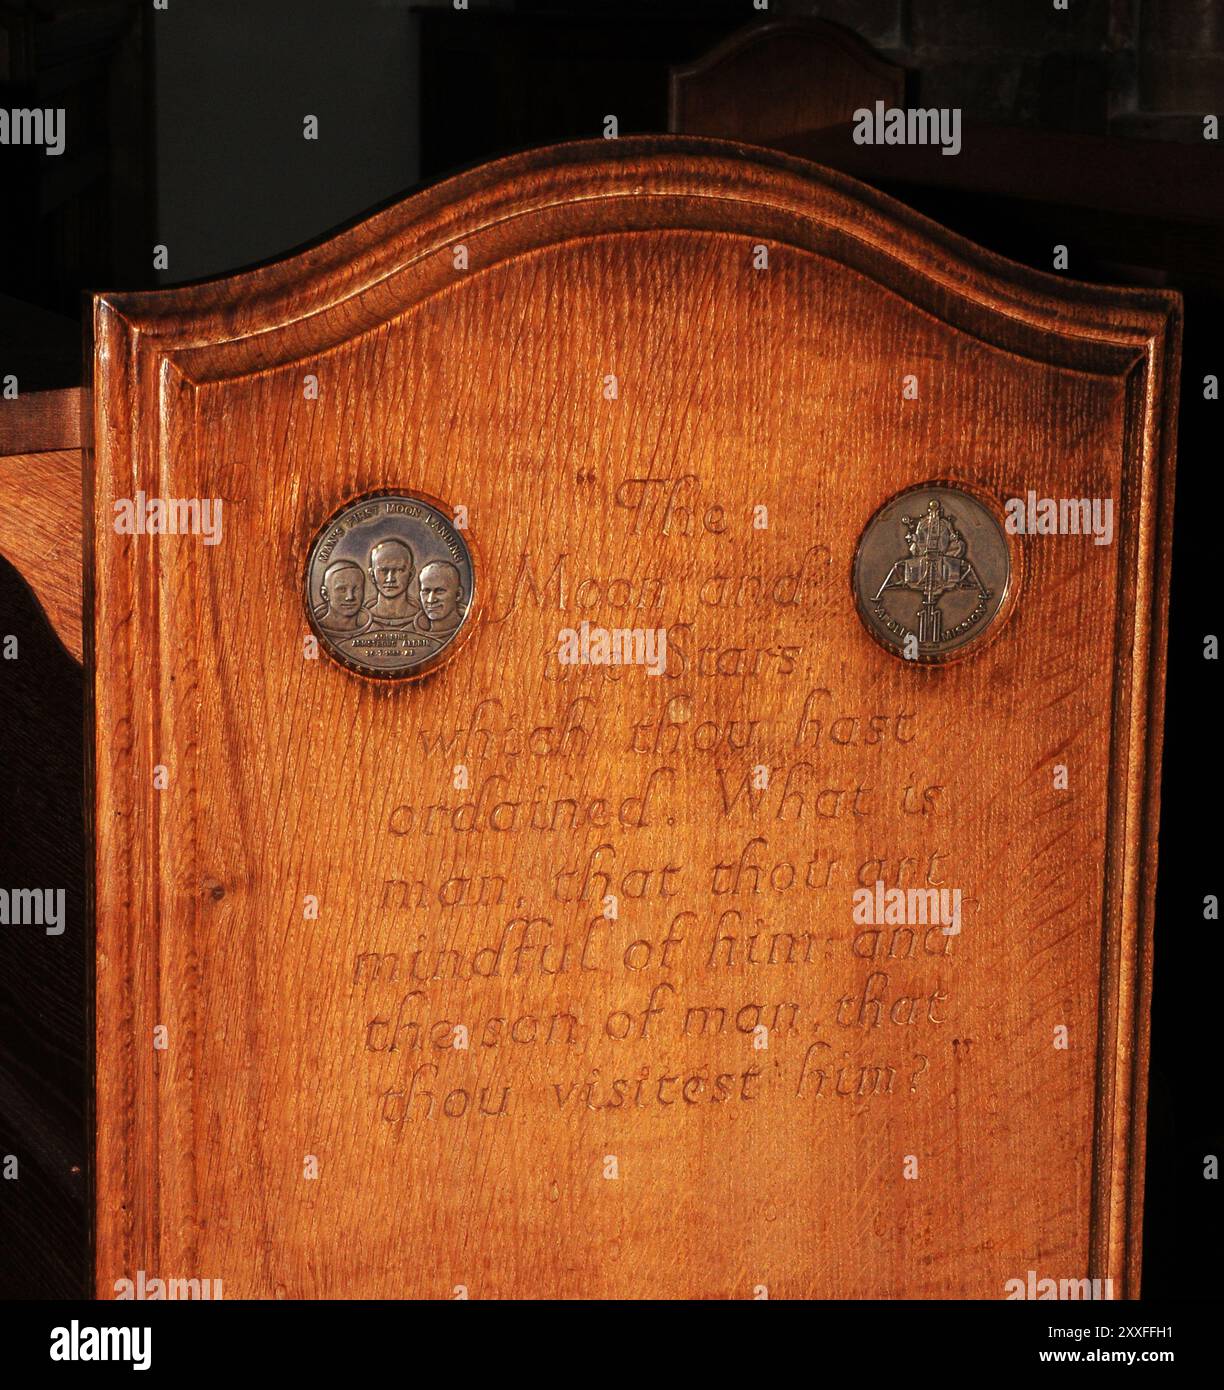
(0, 0), (1219, 1301)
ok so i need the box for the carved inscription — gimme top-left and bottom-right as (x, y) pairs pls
(344, 475), (970, 1129)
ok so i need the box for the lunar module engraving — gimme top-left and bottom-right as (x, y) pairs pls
(853, 484), (1012, 661)
(872, 499), (988, 645)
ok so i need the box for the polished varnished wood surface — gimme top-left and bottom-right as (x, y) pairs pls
(89, 137), (1177, 1299)
(0, 447), (84, 662)
(0, 388), (83, 455)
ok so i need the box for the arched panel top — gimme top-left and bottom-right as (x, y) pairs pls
(93, 136), (1177, 388)
(669, 18), (907, 144)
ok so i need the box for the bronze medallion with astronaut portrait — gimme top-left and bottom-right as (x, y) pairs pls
(304, 490), (476, 680)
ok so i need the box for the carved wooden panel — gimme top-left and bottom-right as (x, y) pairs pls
(89, 136), (1178, 1300)
(670, 19), (906, 144)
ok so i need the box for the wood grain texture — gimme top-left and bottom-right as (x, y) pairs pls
(0, 448), (84, 662)
(0, 388), (83, 454)
(89, 136), (1178, 1300)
